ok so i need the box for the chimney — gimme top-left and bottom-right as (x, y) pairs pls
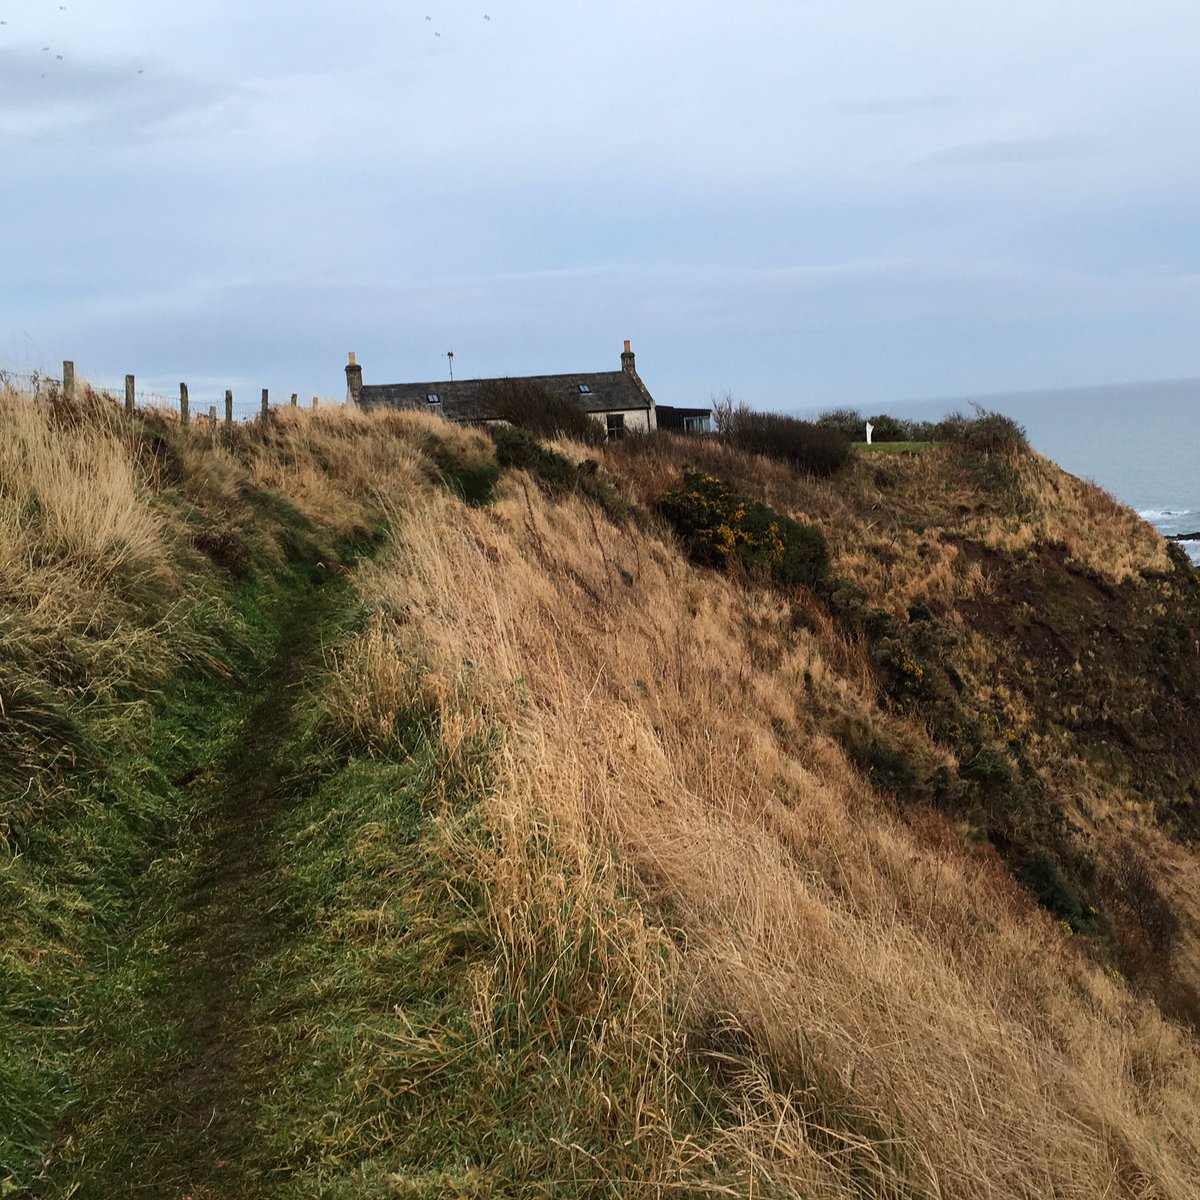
(620, 338), (636, 376)
(345, 351), (363, 405)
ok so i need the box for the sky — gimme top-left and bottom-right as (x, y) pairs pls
(3, 0), (1200, 412)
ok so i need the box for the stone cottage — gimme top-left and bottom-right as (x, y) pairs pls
(345, 341), (657, 440)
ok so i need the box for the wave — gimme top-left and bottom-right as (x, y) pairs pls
(1139, 508), (1194, 522)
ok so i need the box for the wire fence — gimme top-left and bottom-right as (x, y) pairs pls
(0, 367), (60, 394)
(1, 362), (336, 424)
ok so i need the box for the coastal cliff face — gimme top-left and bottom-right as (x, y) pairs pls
(3, 390), (1199, 1198)
(605, 432), (1200, 1024)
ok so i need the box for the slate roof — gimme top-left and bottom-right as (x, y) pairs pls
(358, 370), (652, 422)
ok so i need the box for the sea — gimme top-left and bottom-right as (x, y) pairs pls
(811, 378), (1200, 565)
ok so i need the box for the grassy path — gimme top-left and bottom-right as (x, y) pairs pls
(32, 536), (737, 1198)
(41, 565), (349, 1198)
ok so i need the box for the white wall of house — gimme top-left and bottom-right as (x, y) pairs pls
(587, 408), (654, 439)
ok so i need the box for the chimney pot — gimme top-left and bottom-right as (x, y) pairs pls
(348, 351), (357, 365)
(623, 340), (631, 353)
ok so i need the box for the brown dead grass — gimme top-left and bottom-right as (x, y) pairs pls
(244, 405), (486, 535)
(971, 455), (1171, 583)
(0, 387), (183, 697)
(332, 447), (1200, 1198)
(603, 437), (1170, 615)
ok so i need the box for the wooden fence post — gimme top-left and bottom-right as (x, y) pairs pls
(180, 382), (189, 427)
(209, 405), (218, 449)
(261, 388), (269, 423)
(224, 390), (233, 440)
(125, 374), (135, 414)
(62, 361), (75, 403)
(290, 393), (298, 407)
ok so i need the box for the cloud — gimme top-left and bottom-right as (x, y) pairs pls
(0, 48), (235, 144)
(916, 135), (1097, 168)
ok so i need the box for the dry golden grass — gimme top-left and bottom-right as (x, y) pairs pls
(244, 405), (475, 535)
(331, 455), (1200, 1198)
(971, 455), (1171, 583)
(603, 437), (1169, 615)
(7, 392), (1197, 1196)
(0, 387), (183, 698)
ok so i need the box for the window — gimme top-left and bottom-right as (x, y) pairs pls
(426, 393), (440, 404)
(578, 383), (591, 393)
(606, 413), (626, 440)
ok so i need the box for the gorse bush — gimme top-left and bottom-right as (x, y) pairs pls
(816, 408), (916, 442)
(1018, 848), (1098, 933)
(873, 637), (931, 712)
(491, 425), (579, 495)
(814, 406), (1021, 448)
(720, 404), (852, 476)
(726, 398), (1012, 453)
(479, 378), (601, 444)
(813, 407), (865, 440)
(658, 471), (829, 587)
(490, 425), (638, 524)
(425, 433), (500, 506)
(960, 406), (1029, 456)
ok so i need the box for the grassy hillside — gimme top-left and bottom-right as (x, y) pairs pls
(2, 386), (1199, 1197)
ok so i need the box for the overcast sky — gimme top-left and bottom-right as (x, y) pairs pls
(4, 1), (1200, 410)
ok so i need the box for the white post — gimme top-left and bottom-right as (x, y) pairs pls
(865, 421), (874, 445)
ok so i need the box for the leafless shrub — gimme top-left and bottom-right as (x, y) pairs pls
(1109, 845), (1181, 955)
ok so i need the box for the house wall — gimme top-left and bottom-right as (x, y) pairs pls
(587, 408), (654, 439)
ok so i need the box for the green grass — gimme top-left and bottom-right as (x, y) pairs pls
(852, 441), (935, 455)
(0, 583), (262, 1193)
(0, 456), (374, 1195)
(216, 628), (739, 1196)
(32, 557), (747, 1197)
(33, 558), (353, 1197)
